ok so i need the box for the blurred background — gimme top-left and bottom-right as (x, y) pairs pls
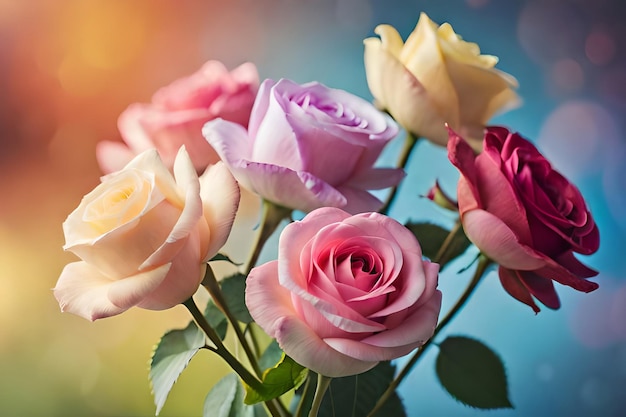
(1, 0), (625, 415)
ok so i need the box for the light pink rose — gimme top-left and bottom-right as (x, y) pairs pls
(203, 78), (404, 214)
(448, 126), (599, 312)
(97, 60), (259, 173)
(54, 148), (240, 320)
(246, 207), (442, 377)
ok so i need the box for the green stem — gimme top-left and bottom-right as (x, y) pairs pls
(245, 323), (263, 357)
(274, 397), (291, 417)
(246, 200), (292, 275)
(380, 132), (419, 215)
(182, 298), (264, 394)
(184, 298), (286, 417)
(241, 200), (292, 389)
(308, 374), (332, 417)
(201, 265), (262, 377)
(432, 219), (462, 266)
(366, 254), (492, 417)
(293, 375), (313, 417)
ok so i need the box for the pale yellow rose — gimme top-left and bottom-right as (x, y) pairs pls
(364, 12), (520, 150)
(53, 147), (240, 320)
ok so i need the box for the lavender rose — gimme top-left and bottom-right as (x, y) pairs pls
(202, 78), (404, 214)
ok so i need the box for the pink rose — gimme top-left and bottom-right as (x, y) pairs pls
(245, 207), (442, 377)
(97, 60), (259, 173)
(448, 126), (600, 312)
(202, 79), (404, 214)
(54, 148), (240, 320)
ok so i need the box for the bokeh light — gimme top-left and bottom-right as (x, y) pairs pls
(585, 29), (617, 66)
(1, 0), (625, 416)
(536, 100), (620, 180)
(517, 0), (586, 66)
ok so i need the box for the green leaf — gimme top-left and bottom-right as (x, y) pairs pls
(221, 273), (253, 323)
(436, 335), (513, 409)
(405, 222), (471, 268)
(313, 362), (406, 417)
(210, 253), (243, 266)
(244, 354), (308, 405)
(258, 340), (283, 372)
(203, 373), (254, 417)
(204, 299), (228, 340)
(150, 321), (205, 415)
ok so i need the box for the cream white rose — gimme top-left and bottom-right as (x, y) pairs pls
(364, 12), (520, 150)
(54, 147), (240, 320)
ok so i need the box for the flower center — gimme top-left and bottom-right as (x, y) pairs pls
(292, 92), (364, 127)
(351, 256), (377, 276)
(336, 251), (382, 292)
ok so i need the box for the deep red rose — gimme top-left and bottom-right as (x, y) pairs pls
(448, 126), (599, 312)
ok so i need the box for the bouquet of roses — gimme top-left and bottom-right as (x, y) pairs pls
(53, 12), (599, 417)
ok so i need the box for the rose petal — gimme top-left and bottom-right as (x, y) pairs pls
(137, 236), (205, 310)
(247, 260), (378, 376)
(117, 104), (157, 154)
(286, 116), (363, 185)
(204, 120), (341, 211)
(322, 336), (415, 363)
(332, 185), (384, 214)
(198, 162), (241, 261)
(247, 79), (276, 140)
(230, 62), (260, 87)
(203, 118), (253, 183)
(152, 60), (230, 110)
(124, 149), (183, 206)
(286, 208), (352, 291)
(477, 133), (534, 245)
(462, 209), (546, 270)
(447, 130), (482, 210)
(364, 39), (449, 144)
(53, 261), (171, 321)
(96, 141), (136, 174)
(107, 264), (174, 310)
(62, 168), (157, 249)
(518, 270), (560, 310)
(280, 226), (386, 333)
(276, 316), (378, 377)
(140, 148), (203, 270)
(246, 260), (305, 335)
(290, 287), (386, 333)
(346, 213), (429, 317)
(251, 94), (303, 170)
(533, 260), (599, 293)
(400, 12), (461, 131)
(554, 251), (598, 278)
(445, 57), (520, 127)
(372, 24), (406, 58)
(411, 260), (440, 309)
(363, 290), (441, 348)
(498, 266), (540, 313)
(284, 80), (397, 143)
(67, 199), (180, 279)
(236, 162), (348, 212)
(136, 108), (220, 170)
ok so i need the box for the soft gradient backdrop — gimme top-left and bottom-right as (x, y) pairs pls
(1, 0), (625, 416)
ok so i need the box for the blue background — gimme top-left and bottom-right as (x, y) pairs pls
(0, 0), (624, 416)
